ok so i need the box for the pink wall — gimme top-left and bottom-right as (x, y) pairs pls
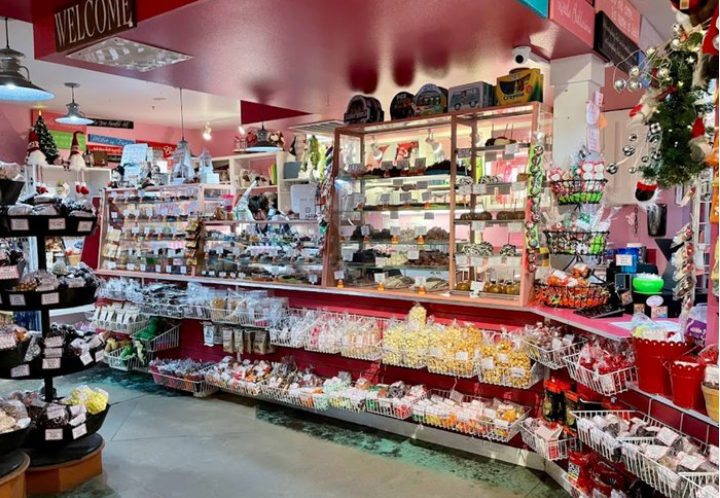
(0, 105), (31, 163)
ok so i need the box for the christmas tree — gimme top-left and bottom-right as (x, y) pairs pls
(33, 114), (60, 164)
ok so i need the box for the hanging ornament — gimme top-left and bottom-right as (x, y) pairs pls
(623, 145), (637, 156)
(641, 156), (650, 164)
(629, 134), (639, 142)
(657, 66), (671, 79)
(635, 179), (659, 206)
(649, 123), (662, 135)
(614, 79), (628, 91)
(606, 163), (619, 174)
(646, 46), (657, 57)
(628, 166), (638, 174)
(629, 66), (641, 78)
(628, 80), (643, 92)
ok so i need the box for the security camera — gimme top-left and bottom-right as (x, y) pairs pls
(513, 46), (532, 65)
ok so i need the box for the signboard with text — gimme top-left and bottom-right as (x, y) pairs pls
(54, 0), (136, 52)
(594, 11), (639, 74)
(550, 0), (595, 46)
(595, 0), (640, 44)
(87, 118), (134, 129)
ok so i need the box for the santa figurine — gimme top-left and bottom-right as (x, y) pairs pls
(26, 130), (48, 194)
(68, 131), (89, 196)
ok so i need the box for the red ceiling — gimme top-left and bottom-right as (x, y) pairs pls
(24, 0), (597, 121)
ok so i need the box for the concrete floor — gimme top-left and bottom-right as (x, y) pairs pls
(1, 368), (566, 498)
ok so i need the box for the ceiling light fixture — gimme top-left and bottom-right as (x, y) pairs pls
(56, 83), (93, 125)
(0, 18), (54, 102)
(67, 37), (192, 72)
(246, 105), (281, 153)
(203, 122), (212, 141)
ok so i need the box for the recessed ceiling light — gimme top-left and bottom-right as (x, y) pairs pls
(67, 37), (192, 72)
(153, 97), (167, 101)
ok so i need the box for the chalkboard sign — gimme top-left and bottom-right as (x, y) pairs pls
(594, 11), (639, 74)
(88, 118), (134, 129)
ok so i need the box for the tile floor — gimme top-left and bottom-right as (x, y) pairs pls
(1, 368), (566, 498)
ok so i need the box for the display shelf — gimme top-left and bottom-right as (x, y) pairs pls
(150, 370), (217, 397)
(0, 346), (105, 380)
(471, 143), (531, 152)
(0, 427), (29, 457)
(24, 407), (109, 449)
(564, 353), (637, 396)
(0, 216), (97, 237)
(0, 285), (98, 312)
(627, 383), (719, 428)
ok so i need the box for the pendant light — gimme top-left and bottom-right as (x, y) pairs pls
(56, 83), (94, 125)
(246, 104), (281, 153)
(0, 17), (54, 101)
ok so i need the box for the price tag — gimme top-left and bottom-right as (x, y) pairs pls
(308, 274), (319, 284)
(180, 266), (188, 275)
(110, 212), (118, 219)
(471, 221), (486, 231)
(459, 185), (471, 196)
(45, 429), (64, 441)
(397, 159), (410, 170)
(133, 209), (140, 217)
(45, 336), (64, 349)
(146, 209), (154, 218)
(481, 358), (494, 370)
(471, 256), (485, 267)
(173, 258), (183, 266)
(341, 248), (354, 262)
(131, 226), (140, 235)
(509, 222), (523, 233)
(470, 281), (485, 292)
(424, 212), (434, 220)
(46, 404), (65, 420)
(399, 192), (412, 203)
(390, 226), (401, 236)
(421, 191), (432, 202)
(472, 184), (487, 195)
(503, 143), (520, 159)
(49, 218), (66, 230)
(407, 250), (420, 260)
(616, 254), (634, 267)
(334, 270), (345, 280)
(42, 358), (61, 370)
(449, 390), (464, 403)
(166, 266), (173, 273)
(415, 225), (427, 236)
(455, 255), (470, 267)
(375, 257), (388, 268)
(122, 209), (130, 217)
(110, 191), (118, 200)
(361, 225), (371, 236)
(10, 219), (29, 231)
(10, 364), (29, 378)
(373, 272), (386, 283)
(379, 193), (391, 204)
(80, 352), (93, 365)
(41, 292), (60, 305)
(44, 347), (63, 359)
(144, 227), (151, 235)
(155, 226), (164, 234)
(429, 346), (442, 357)
(72, 424), (88, 440)
(127, 263), (136, 271)
(8, 294), (25, 307)
(392, 179), (403, 187)
(218, 271), (227, 278)
(417, 181), (428, 190)
(94, 350), (104, 363)
(155, 265), (162, 273)
(390, 210), (399, 220)
(415, 276), (426, 285)
(107, 261), (116, 270)
(455, 352), (469, 361)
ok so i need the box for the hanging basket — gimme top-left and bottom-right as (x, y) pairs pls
(549, 179), (608, 205)
(534, 281), (609, 309)
(543, 230), (608, 256)
(632, 338), (694, 395)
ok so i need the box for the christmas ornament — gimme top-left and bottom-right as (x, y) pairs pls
(614, 79), (628, 91)
(68, 131), (86, 172)
(635, 180), (659, 207)
(647, 46), (657, 57)
(25, 130), (47, 169)
(32, 114), (60, 165)
(623, 145), (637, 157)
(629, 66), (641, 78)
(629, 134), (639, 142)
(628, 80), (643, 92)
(606, 163), (619, 174)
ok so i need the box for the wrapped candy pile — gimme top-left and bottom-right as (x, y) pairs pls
(3, 192), (95, 218)
(339, 315), (384, 360)
(382, 303), (430, 368)
(325, 376), (370, 412)
(412, 391), (528, 442)
(0, 397), (30, 434)
(543, 206), (616, 255)
(566, 451), (632, 498)
(521, 417), (576, 460)
(478, 329), (538, 388)
(205, 357), (272, 395)
(0, 324), (30, 352)
(522, 322), (581, 369)
(13, 262), (99, 292)
(426, 321), (482, 377)
(566, 340), (635, 396)
(534, 265), (609, 309)
(365, 382), (427, 419)
(547, 155), (607, 205)
(150, 358), (215, 391)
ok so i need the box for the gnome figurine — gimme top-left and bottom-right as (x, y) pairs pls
(68, 131), (89, 196)
(26, 130), (48, 194)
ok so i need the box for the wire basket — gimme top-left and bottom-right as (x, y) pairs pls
(411, 389), (490, 436)
(520, 425), (578, 461)
(203, 306), (285, 329)
(327, 388), (368, 413)
(564, 353), (637, 396)
(89, 313), (150, 335)
(365, 393), (426, 420)
(381, 347), (427, 369)
(206, 375), (263, 397)
(543, 230), (609, 256)
(132, 323), (180, 353)
(533, 282), (609, 309)
(426, 352), (478, 378)
(522, 339), (585, 370)
(340, 342), (383, 361)
(105, 348), (136, 372)
(151, 370), (217, 397)
(549, 179), (608, 205)
(572, 410), (637, 462)
(142, 301), (185, 319)
(477, 361), (544, 390)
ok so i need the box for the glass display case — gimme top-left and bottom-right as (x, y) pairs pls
(330, 103), (553, 306)
(98, 185), (205, 276)
(198, 219), (323, 285)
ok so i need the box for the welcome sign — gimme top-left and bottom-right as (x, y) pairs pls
(54, 0), (136, 52)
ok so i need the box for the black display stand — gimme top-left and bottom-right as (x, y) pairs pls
(0, 216), (107, 487)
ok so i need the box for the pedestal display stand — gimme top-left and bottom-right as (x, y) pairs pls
(0, 451), (29, 498)
(0, 215), (107, 494)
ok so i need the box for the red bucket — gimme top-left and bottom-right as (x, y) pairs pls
(670, 357), (705, 410)
(633, 338), (694, 395)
